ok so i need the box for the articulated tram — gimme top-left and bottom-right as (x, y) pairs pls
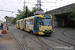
(16, 15), (53, 35)
(16, 20), (20, 29)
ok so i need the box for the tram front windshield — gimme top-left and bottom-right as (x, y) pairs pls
(40, 18), (52, 26)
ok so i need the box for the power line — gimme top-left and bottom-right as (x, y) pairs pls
(0, 9), (17, 13)
(24, 0), (25, 6)
(14, 0), (23, 10)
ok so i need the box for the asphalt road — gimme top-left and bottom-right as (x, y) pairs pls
(8, 25), (75, 50)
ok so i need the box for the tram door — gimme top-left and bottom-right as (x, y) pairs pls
(33, 17), (39, 34)
(24, 20), (26, 30)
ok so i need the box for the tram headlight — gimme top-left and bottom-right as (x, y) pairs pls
(45, 30), (47, 31)
(50, 30), (51, 31)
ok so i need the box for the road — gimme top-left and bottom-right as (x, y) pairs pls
(8, 25), (75, 50)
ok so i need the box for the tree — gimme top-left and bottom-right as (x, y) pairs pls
(15, 6), (44, 24)
(32, 7), (43, 12)
(9, 17), (14, 23)
(16, 6), (34, 20)
(16, 9), (24, 20)
(67, 9), (75, 22)
(13, 18), (16, 24)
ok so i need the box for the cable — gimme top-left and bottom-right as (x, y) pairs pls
(14, 0), (23, 10)
(0, 9), (17, 13)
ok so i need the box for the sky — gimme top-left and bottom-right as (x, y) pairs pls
(0, 0), (75, 22)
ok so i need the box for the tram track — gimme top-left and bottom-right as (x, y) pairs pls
(30, 35), (54, 50)
(11, 27), (53, 50)
(11, 32), (25, 50)
(40, 33), (71, 46)
(10, 26), (75, 50)
(24, 33), (54, 50)
(10, 28), (29, 50)
(62, 30), (75, 40)
(22, 34), (29, 50)
(36, 36), (54, 50)
(44, 37), (70, 46)
(12, 32), (29, 50)
(53, 31), (75, 47)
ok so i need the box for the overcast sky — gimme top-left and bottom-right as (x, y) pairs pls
(0, 0), (75, 22)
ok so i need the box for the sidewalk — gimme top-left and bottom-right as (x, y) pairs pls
(0, 32), (22, 50)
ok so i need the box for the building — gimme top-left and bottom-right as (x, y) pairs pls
(0, 20), (3, 23)
(5, 16), (14, 24)
(45, 3), (75, 27)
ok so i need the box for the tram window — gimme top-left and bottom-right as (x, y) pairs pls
(20, 21), (22, 24)
(26, 19), (33, 25)
(26, 20), (29, 25)
(39, 19), (43, 25)
(41, 18), (52, 26)
(29, 19), (33, 25)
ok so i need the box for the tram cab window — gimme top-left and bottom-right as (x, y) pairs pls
(40, 18), (52, 26)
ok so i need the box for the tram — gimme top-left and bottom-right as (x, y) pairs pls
(16, 20), (20, 29)
(16, 15), (53, 35)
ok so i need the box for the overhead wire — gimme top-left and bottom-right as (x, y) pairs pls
(0, 9), (17, 13)
(14, 0), (23, 11)
(0, 0), (57, 12)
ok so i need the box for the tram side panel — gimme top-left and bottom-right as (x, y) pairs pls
(25, 17), (34, 32)
(16, 20), (20, 29)
(19, 19), (24, 30)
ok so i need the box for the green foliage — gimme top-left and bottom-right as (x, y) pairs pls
(15, 6), (44, 24)
(32, 7), (43, 12)
(16, 6), (34, 20)
(16, 9), (25, 20)
(5, 16), (8, 19)
(68, 9), (75, 21)
(9, 17), (14, 23)
(13, 18), (16, 24)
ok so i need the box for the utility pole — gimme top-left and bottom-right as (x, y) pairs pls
(37, 0), (41, 11)
(24, 0), (28, 18)
(25, 6), (28, 18)
(34, 0), (44, 15)
(24, 0), (25, 6)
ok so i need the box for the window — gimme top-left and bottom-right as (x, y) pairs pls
(29, 19), (33, 25)
(40, 18), (52, 26)
(26, 19), (33, 25)
(26, 20), (29, 25)
(39, 18), (43, 25)
(20, 21), (22, 24)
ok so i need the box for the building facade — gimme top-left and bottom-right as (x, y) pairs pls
(45, 3), (75, 27)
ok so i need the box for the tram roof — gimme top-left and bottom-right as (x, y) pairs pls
(24, 15), (52, 20)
